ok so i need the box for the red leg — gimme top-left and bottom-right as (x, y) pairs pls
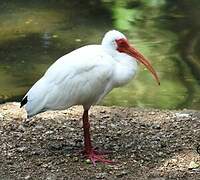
(82, 110), (114, 166)
(82, 110), (92, 153)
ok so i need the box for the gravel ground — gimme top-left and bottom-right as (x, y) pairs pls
(0, 102), (200, 180)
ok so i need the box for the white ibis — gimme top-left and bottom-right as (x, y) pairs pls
(21, 30), (160, 165)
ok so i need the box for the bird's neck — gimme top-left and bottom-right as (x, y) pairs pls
(113, 53), (138, 87)
(101, 45), (138, 87)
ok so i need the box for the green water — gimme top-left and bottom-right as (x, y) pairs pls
(0, 0), (200, 109)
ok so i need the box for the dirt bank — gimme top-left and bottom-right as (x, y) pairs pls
(0, 103), (200, 179)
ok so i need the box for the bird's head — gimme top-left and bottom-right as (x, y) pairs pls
(102, 30), (160, 85)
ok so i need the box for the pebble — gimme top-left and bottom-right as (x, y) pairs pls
(157, 151), (164, 156)
(175, 113), (190, 118)
(171, 158), (177, 164)
(31, 149), (44, 155)
(149, 112), (156, 115)
(164, 161), (169, 167)
(110, 123), (116, 128)
(45, 130), (54, 135)
(96, 172), (107, 179)
(0, 113), (3, 120)
(42, 163), (49, 168)
(16, 147), (27, 152)
(131, 154), (136, 158)
(72, 157), (79, 162)
(113, 145), (120, 151)
(18, 124), (25, 131)
(116, 170), (128, 178)
(34, 125), (44, 129)
(85, 159), (91, 164)
(188, 161), (200, 169)
(133, 113), (138, 117)
(152, 124), (161, 129)
(46, 174), (57, 180)
(24, 175), (31, 180)
(12, 102), (19, 106)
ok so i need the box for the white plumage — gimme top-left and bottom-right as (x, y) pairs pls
(23, 30), (137, 117)
(21, 30), (159, 165)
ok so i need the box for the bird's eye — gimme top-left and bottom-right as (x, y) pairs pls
(116, 39), (127, 48)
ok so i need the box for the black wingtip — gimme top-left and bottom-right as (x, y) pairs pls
(20, 96), (28, 108)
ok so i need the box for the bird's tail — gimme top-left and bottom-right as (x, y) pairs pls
(20, 96), (28, 108)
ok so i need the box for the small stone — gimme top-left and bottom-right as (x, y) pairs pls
(116, 170), (128, 178)
(149, 112), (156, 115)
(79, 167), (84, 171)
(72, 157), (79, 162)
(110, 123), (116, 128)
(96, 172), (107, 179)
(34, 125), (44, 129)
(16, 147), (27, 152)
(46, 173), (57, 180)
(116, 130), (122, 136)
(152, 124), (161, 129)
(175, 113), (190, 118)
(42, 163), (49, 168)
(68, 127), (75, 131)
(113, 145), (120, 151)
(133, 113), (138, 117)
(7, 152), (13, 157)
(24, 175), (31, 179)
(45, 130), (54, 135)
(131, 154), (135, 158)
(18, 124), (25, 131)
(0, 113), (3, 120)
(164, 161), (169, 167)
(188, 161), (199, 169)
(12, 102), (19, 106)
(158, 151), (163, 156)
(31, 149), (43, 155)
(170, 158), (177, 163)
(85, 159), (91, 164)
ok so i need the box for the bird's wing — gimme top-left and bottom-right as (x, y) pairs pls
(23, 45), (115, 117)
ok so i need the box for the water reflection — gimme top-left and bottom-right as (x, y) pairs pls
(0, 0), (199, 109)
(102, 0), (200, 109)
(42, 32), (51, 48)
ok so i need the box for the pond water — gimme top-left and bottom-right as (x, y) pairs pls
(0, 0), (200, 109)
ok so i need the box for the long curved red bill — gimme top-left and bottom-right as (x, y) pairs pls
(125, 46), (160, 85)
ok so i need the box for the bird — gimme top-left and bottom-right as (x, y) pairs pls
(20, 30), (160, 166)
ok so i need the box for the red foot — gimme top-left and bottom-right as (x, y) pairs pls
(83, 149), (114, 166)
